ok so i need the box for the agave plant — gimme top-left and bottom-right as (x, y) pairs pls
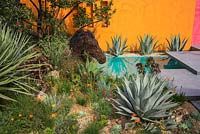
(138, 34), (159, 55)
(0, 23), (39, 101)
(166, 34), (188, 51)
(112, 74), (178, 123)
(107, 35), (128, 56)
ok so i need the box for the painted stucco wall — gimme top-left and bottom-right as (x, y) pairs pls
(192, 0), (200, 46)
(95, 0), (196, 51)
(21, 0), (196, 51)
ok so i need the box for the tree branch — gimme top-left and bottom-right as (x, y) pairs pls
(79, 20), (102, 29)
(58, 5), (78, 26)
(23, 19), (37, 27)
(29, 0), (39, 11)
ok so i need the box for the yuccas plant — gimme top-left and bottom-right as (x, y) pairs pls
(138, 34), (159, 55)
(107, 35), (128, 56)
(166, 34), (188, 51)
(0, 23), (39, 101)
(112, 74), (178, 123)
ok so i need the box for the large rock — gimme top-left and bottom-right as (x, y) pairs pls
(69, 29), (106, 64)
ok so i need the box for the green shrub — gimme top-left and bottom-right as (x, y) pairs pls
(47, 77), (71, 94)
(107, 35), (128, 56)
(172, 92), (187, 104)
(110, 124), (122, 134)
(43, 94), (78, 134)
(76, 95), (88, 106)
(0, 23), (39, 102)
(93, 99), (113, 118)
(113, 74), (178, 123)
(54, 114), (78, 134)
(83, 120), (107, 134)
(0, 95), (54, 134)
(39, 34), (69, 69)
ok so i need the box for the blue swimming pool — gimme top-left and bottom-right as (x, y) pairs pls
(100, 54), (184, 77)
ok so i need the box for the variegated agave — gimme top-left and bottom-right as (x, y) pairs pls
(107, 35), (128, 56)
(112, 74), (178, 122)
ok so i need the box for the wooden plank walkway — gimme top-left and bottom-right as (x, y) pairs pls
(166, 51), (200, 75)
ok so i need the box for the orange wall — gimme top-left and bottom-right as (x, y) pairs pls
(93, 0), (196, 51)
(21, 0), (196, 51)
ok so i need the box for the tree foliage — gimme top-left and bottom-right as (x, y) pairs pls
(0, 0), (34, 35)
(27, 0), (116, 38)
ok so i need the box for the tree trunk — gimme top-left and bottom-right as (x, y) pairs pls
(37, 0), (43, 39)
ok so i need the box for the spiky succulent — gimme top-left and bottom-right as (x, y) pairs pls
(138, 34), (159, 55)
(166, 34), (188, 51)
(107, 35), (128, 56)
(112, 74), (178, 122)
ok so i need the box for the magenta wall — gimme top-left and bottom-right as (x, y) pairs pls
(192, 0), (200, 46)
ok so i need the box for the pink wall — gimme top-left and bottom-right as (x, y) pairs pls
(192, 0), (200, 46)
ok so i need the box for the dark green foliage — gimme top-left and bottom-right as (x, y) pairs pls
(76, 95), (88, 106)
(172, 93), (187, 104)
(39, 34), (69, 68)
(178, 119), (194, 131)
(83, 120), (107, 134)
(54, 114), (78, 134)
(47, 77), (72, 94)
(0, 95), (54, 134)
(93, 99), (113, 118)
(0, 0), (34, 35)
(190, 111), (200, 121)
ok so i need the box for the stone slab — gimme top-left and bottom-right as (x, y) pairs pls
(191, 45), (200, 50)
(166, 51), (200, 75)
(191, 101), (200, 111)
(160, 69), (200, 97)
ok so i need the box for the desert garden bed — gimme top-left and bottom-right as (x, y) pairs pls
(0, 17), (200, 134)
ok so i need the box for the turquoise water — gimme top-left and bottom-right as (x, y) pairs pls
(100, 55), (183, 77)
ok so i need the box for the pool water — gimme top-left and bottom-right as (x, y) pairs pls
(100, 55), (184, 77)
